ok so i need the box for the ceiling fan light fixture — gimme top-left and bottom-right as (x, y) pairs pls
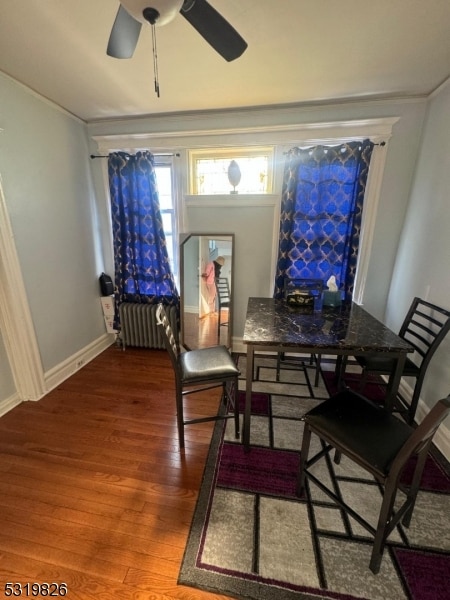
(120, 0), (184, 26)
(108, 0), (247, 63)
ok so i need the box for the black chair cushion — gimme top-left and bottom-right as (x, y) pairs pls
(304, 391), (413, 475)
(180, 345), (239, 384)
(356, 354), (419, 376)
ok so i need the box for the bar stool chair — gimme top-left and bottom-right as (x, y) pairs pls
(156, 304), (240, 449)
(341, 297), (450, 424)
(298, 389), (450, 574)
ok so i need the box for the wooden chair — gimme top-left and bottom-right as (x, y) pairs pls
(156, 304), (240, 449)
(298, 389), (450, 574)
(344, 297), (450, 424)
(215, 277), (231, 343)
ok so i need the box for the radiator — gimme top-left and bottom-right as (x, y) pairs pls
(119, 303), (178, 349)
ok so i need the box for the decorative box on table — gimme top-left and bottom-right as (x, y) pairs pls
(285, 278), (324, 313)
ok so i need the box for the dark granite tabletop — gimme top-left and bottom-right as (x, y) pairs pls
(243, 297), (413, 354)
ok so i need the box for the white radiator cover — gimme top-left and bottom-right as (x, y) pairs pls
(119, 303), (178, 349)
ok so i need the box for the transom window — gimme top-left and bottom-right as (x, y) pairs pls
(189, 147), (274, 195)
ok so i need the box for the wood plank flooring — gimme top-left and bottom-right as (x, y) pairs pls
(182, 311), (229, 349)
(0, 345), (231, 600)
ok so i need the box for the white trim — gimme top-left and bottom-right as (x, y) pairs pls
(0, 334), (115, 419)
(92, 117), (399, 153)
(353, 142), (390, 304)
(184, 193), (279, 208)
(44, 334), (115, 394)
(428, 75), (450, 100)
(0, 71), (85, 125)
(0, 175), (46, 400)
(0, 392), (22, 418)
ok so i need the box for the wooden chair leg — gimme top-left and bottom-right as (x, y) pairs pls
(370, 479), (398, 574)
(402, 448), (428, 526)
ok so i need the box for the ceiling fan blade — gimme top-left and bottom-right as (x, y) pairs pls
(180, 0), (247, 62)
(107, 5), (142, 59)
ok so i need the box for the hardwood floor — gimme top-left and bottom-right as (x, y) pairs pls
(182, 311), (229, 349)
(0, 345), (232, 599)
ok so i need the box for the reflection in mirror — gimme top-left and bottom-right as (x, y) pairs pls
(180, 233), (234, 350)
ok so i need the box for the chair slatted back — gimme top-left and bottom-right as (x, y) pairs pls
(400, 297), (450, 369)
(156, 304), (180, 368)
(215, 277), (231, 305)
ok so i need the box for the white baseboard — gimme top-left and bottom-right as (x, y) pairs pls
(0, 334), (115, 417)
(0, 392), (22, 418)
(44, 333), (116, 396)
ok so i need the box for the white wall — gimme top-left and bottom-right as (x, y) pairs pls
(387, 81), (450, 416)
(0, 73), (112, 408)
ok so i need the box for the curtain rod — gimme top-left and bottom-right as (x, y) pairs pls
(282, 141), (385, 155)
(90, 152), (180, 159)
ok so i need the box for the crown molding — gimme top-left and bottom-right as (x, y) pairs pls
(92, 117), (399, 152)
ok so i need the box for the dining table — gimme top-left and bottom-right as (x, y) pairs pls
(242, 297), (414, 449)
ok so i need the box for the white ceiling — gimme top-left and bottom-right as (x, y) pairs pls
(0, 0), (449, 123)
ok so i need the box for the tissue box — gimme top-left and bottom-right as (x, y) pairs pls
(323, 291), (341, 307)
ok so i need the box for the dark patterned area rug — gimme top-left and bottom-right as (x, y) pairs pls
(179, 354), (450, 600)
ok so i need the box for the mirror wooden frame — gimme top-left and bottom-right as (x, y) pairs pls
(180, 233), (234, 350)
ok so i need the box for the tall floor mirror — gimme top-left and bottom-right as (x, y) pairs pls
(180, 233), (234, 350)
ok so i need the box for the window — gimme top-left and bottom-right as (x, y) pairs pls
(189, 147), (274, 194)
(154, 162), (178, 283)
(274, 141), (374, 301)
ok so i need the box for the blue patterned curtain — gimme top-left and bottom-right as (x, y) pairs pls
(274, 140), (374, 300)
(108, 151), (179, 327)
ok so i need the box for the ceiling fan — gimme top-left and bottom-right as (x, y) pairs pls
(107, 0), (248, 63)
